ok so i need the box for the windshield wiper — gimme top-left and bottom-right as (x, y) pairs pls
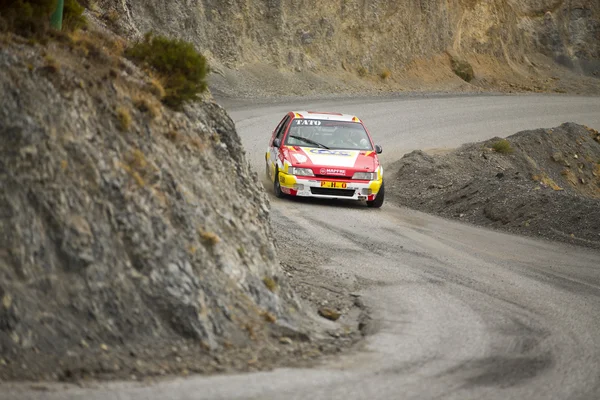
(289, 135), (329, 149)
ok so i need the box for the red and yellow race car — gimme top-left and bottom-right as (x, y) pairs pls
(266, 111), (384, 208)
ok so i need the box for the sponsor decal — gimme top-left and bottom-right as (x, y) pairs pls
(319, 168), (346, 175)
(309, 149), (352, 157)
(293, 154), (308, 163)
(294, 119), (322, 126)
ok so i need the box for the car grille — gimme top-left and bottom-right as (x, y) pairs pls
(310, 188), (355, 197)
(314, 174), (351, 179)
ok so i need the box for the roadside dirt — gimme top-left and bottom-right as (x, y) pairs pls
(389, 123), (600, 248)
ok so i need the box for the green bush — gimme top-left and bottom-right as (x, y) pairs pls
(450, 56), (474, 82)
(0, 0), (56, 35)
(63, 0), (86, 31)
(126, 33), (208, 109)
(1, 0), (86, 35)
(491, 139), (513, 154)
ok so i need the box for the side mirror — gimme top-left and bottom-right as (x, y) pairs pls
(273, 138), (282, 148)
(375, 144), (383, 154)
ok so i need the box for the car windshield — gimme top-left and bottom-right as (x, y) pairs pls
(285, 119), (373, 151)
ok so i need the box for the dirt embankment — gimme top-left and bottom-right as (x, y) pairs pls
(390, 123), (600, 248)
(91, 0), (600, 97)
(0, 29), (366, 382)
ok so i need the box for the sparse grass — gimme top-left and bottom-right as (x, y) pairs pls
(198, 228), (220, 246)
(379, 68), (391, 80)
(107, 37), (126, 57)
(532, 173), (563, 191)
(85, 0), (100, 14)
(67, 32), (109, 61)
(491, 139), (513, 154)
(129, 149), (147, 170)
(126, 33), (208, 108)
(120, 163), (145, 187)
(119, 149), (155, 187)
(244, 323), (257, 340)
(263, 276), (277, 292)
(116, 106), (131, 131)
(189, 138), (205, 151)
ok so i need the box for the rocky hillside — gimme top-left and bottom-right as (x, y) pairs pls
(93, 0), (600, 96)
(0, 30), (319, 380)
(390, 123), (600, 248)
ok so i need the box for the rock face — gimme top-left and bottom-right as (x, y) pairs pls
(99, 0), (599, 77)
(528, 0), (600, 75)
(0, 37), (298, 380)
(390, 123), (600, 248)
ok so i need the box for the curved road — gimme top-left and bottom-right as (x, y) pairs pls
(7, 95), (600, 400)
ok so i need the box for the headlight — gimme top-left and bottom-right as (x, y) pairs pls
(352, 172), (375, 180)
(290, 167), (314, 176)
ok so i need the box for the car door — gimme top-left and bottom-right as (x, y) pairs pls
(267, 114), (291, 181)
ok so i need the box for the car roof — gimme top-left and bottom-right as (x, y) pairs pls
(290, 111), (361, 123)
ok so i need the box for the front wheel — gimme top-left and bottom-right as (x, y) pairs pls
(366, 182), (384, 208)
(274, 170), (285, 198)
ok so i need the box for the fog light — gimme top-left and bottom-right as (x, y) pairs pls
(294, 184), (304, 191)
(361, 188), (372, 195)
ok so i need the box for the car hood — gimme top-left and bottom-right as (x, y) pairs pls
(283, 146), (379, 177)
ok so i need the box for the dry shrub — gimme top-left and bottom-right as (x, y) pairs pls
(103, 9), (120, 24)
(116, 106), (131, 131)
(492, 139), (513, 154)
(262, 277), (277, 292)
(134, 96), (160, 119)
(198, 228), (220, 246)
(379, 68), (391, 80)
(147, 76), (166, 99)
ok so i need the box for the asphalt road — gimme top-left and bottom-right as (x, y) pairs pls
(5, 95), (600, 400)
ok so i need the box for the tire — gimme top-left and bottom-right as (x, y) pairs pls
(366, 182), (384, 208)
(274, 169), (285, 198)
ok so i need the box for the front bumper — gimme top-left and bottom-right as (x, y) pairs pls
(278, 172), (382, 201)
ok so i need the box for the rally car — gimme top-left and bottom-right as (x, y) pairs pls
(265, 111), (384, 208)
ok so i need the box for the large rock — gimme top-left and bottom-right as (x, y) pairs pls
(0, 37), (299, 380)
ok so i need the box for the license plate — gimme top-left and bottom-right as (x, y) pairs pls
(320, 181), (348, 188)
